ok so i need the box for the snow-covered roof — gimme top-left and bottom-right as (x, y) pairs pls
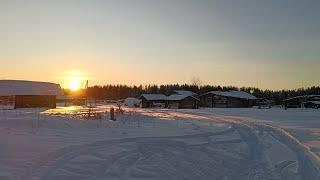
(0, 80), (63, 96)
(140, 94), (199, 101)
(140, 94), (167, 101)
(167, 94), (199, 101)
(201, 90), (257, 100)
(285, 95), (320, 101)
(174, 90), (198, 96)
(307, 101), (320, 105)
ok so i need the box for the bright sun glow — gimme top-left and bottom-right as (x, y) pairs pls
(69, 77), (81, 91)
(63, 70), (86, 91)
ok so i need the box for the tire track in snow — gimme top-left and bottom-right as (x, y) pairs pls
(22, 128), (249, 180)
(171, 110), (320, 180)
(137, 109), (284, 179)
(21, 108), (314, 180)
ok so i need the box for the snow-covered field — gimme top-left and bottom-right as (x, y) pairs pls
(177, 108), (320, 155)
(0, 106), (319, 180)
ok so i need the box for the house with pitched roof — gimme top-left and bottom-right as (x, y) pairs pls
(199, 90), (257, 108)
(0, 80), (62, 109)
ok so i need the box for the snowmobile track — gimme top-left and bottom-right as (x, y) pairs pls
(22, 128), (258, 180)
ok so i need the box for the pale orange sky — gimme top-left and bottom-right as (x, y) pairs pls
(0, 0), (319, 90)
(1, 57), (317, 90)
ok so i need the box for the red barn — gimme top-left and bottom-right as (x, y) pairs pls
(0, 80), (62, 109)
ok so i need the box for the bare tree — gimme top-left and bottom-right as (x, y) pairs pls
(190, 77), (203, 87)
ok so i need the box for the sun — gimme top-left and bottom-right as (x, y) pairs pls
(62, 70), (87, 91)
(68, 77), (81, 91)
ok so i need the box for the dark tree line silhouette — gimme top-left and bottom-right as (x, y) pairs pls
(64, 84), (320, 105)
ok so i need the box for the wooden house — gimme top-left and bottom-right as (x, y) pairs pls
(284, 95), (320, 108)
(199, 90), (257, 108)
(139, 93), (199, 109)
(256, 98), (276, 109)
(167, 95), (199, 109)
(0, 80), (62, 109)
(140, 94), (167, 108)
(304, 101), (320, 109)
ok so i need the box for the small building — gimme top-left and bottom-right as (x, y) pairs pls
(167, 95), (199, 109)
(256, 98), (276, 109)
(284, 95), (320, 108)
(199, 90), (257, 108)
(0, 80), (62, 109)
(140, 94), (167, 108)
(304, 101), (320, 109)
(139, 93), (199, 109)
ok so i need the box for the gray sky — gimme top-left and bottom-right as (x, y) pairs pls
(0, 0), (319, 89)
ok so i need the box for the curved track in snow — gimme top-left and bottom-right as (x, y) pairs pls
(170, 109), (320, 180)
(20, 109), (320, 180)
(22, 127), (279, 180)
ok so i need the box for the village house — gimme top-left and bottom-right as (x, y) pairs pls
(139, 92), (199, 109)
(199, 90), (257, 108)
(256, 98), (276, 109)
(167, 94), (199, 109)
(0, 80), (63, 109)
(284, 95), (320, 108)
(140, 94), (168, 108)
(304, 101), (320, 109)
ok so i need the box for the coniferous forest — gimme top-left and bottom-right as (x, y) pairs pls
(64, 84), (320, 105)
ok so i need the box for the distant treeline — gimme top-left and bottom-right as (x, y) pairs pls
(64, 84), (320, 105)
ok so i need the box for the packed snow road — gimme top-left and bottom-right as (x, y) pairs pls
(0, 107), (319, 180)
(125, 108), (320, 180)
(23, 127), (290, 180)
(24, 130), (249, 180)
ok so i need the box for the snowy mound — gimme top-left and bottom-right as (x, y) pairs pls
(123, 97), (141, 107)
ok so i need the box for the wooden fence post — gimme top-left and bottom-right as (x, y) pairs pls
(110, 108), (115, 121)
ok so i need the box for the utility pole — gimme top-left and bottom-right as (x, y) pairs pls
(85, 80), (89, 107)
